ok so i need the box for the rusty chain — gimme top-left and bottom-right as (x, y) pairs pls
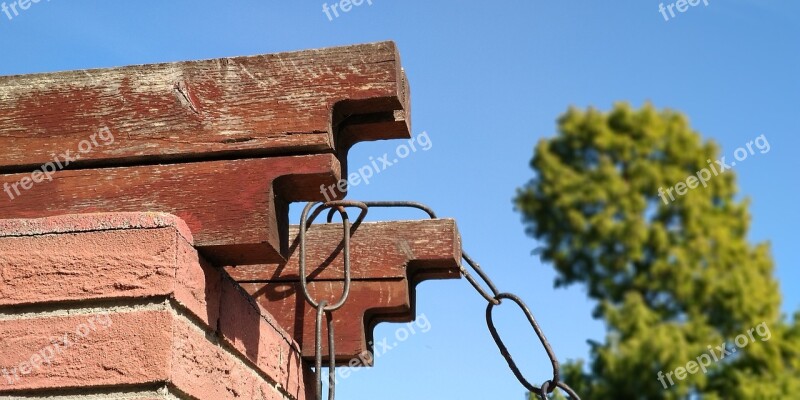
(299, 200), (368, 400)
(302, 200), (580, 400)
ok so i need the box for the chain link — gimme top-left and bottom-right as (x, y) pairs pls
(486, 293), (559, 396)
(540, 380), (581, 399)
(299, 200), (368, 400)
(298, 200), (580, 400)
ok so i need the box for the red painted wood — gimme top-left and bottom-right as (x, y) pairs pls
(225, 219), (462, 282)
(0, 154), (341, 264)
(0, 42), (410, 172)
(233, 219), (462, 363)
(243, 280), (410, 365)
(0, 42), (463, 367)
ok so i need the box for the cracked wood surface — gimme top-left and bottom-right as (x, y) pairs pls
(0, 41), (410, 172)
(0, 42), (412, 265)
(229, 219), (462, 363)
(0, 154), (341, 264)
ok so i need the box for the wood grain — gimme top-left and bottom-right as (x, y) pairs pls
(0, 42), (459, 364)
(225, 219), (462, 282)
(0, 41), (410, 172)
(243, 280), (410, 365)
(235, 219), (462, 363)
(0, 154), (341, 264)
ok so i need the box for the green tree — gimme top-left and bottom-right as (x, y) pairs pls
(515, 103), (800, 399)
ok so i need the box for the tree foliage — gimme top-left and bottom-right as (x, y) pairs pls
(516, 103), (800, 399)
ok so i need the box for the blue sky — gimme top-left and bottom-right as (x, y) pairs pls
(2, 1), (798, 399)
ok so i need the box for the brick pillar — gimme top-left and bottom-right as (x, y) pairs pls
(0, 213), (313, 400)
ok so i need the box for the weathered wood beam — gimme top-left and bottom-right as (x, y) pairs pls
(226, 219), (462, 282)
(0, 154), (341, 265)
(0, 42), (413, 264)
(230, 219), (462, 364)
(0, 41), (409, 172)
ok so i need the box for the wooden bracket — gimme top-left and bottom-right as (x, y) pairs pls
(0, 155), (339, 265)
(227, 219), (462, 365)
(0, 42), (462, 368)
(0, 42), (411, 265)
(0, 42), (409, 171)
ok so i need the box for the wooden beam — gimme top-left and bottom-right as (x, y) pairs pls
(0, 154), (341, 264)
(232, 219), (462, 364)
(225, 219), (462, 282)
(242, 280), (410, 365)
(0, 41), (410, 172)
(0, 42), (414, 265)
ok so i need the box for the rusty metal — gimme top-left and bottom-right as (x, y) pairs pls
(461, 251), (502, 305)
(301, 199), (581, 400)
(300, 200), (368, 400)
(299, 201), (367, 311)
(327, 200), (437, 221)
(487, 292), (559, 396)
(326, 309), (336, 400)
(540, 380), (581, 399)
(313, 301), (339, 400)
(328, 201), (501, 304)
(312, 200), (369, 230)
(314, 300), (330, 400)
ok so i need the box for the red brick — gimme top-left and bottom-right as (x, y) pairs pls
(0, 309), (172, 390)
(218, 277), (313, 400)
(0, 212), (195, 243)
(0, 308), (302, 400)
(0, 213), (218, 327)
(0, 213), (312, 399)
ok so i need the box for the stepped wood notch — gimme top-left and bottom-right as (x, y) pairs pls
(228, 219), (463, 364)
(0, 41), (463, 382)
(0, 41), (409, 265)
